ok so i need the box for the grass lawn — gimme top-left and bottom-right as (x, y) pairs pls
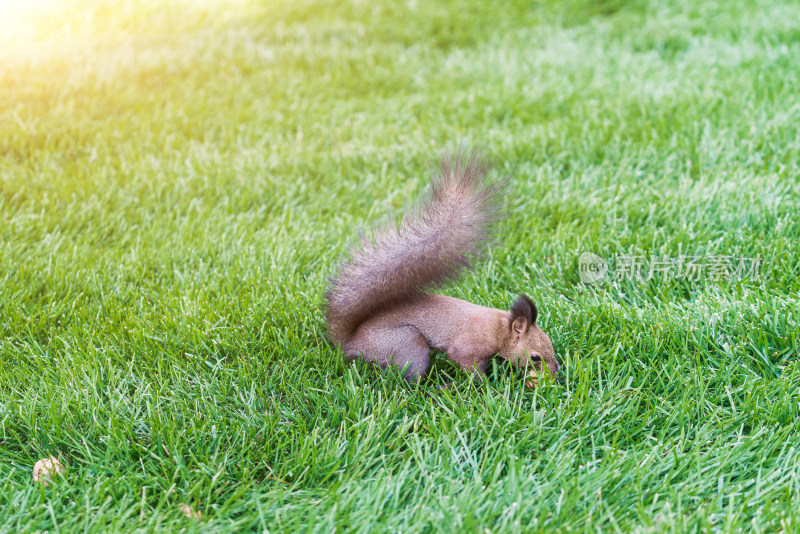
(1, 0), (799, 531)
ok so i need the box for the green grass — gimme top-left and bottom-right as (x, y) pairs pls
(1, 0), (799, 531)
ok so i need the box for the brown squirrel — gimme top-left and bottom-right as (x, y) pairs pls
(326, 151), (559, 386)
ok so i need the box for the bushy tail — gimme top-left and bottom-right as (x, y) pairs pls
(326, 151), (505, 343)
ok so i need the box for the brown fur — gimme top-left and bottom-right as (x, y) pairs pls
(326, 151), (559, 385)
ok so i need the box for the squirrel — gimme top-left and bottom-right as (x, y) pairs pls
(326, 150), (559, 386)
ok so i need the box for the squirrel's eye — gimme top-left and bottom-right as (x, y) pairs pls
(531, 354), (542, 362)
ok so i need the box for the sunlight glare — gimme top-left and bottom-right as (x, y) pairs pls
(0, 0), (58, 46)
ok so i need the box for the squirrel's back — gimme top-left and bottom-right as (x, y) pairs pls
(326, 151), (504, 344)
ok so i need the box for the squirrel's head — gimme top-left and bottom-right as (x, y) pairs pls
(498, 294), (559, 386)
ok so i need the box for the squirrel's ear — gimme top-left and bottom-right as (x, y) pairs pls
(509, 294), (537, 333)
(511, 316), (527, 335)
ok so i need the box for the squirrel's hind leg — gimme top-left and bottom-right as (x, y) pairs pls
(344, 325), (431, 384)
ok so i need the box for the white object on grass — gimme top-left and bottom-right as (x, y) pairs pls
(32, 456), (65, 486)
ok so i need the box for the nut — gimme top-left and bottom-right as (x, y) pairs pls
(32, 456), (65, 485)
(525, 369), (539, 388)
